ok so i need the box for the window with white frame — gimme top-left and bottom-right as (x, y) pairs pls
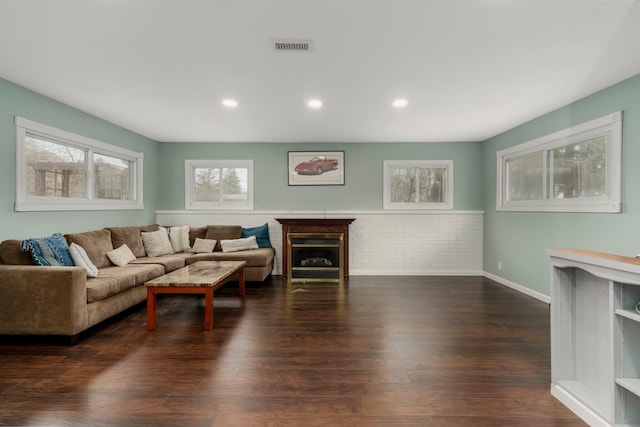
(15, 116), (143, 211)
(185, 159), (253, 210)
(496, 111), (622, 213)
(383, 160), (453, 210)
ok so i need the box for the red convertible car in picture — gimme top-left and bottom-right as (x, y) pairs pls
(294, 156), (339, 175)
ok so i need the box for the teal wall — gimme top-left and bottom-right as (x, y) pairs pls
(157, 141), (483, 211)
(0, 78), (159, 241)
(7, 68), (640, 299)
(482, 73), (640, 296)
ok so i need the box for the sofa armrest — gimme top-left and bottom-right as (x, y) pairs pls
(0, 265), (89, 336)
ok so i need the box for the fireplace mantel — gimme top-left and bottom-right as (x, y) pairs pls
(276, 218), (355, 281)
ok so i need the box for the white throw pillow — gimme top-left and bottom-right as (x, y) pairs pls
(141, 227), (174, 257)
(191, 238), (216, 253)
(169, 224), (190, 252)
(69, 242), (99, 277)
(106, 244), (136, 267)
(220, 235), (259, 253)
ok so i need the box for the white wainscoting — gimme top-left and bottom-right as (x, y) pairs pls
(155, 210), (484, 276)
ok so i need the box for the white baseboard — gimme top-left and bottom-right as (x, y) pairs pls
(351, 269), (483, 276)
(156, 209), (484, 216)
(483, 271), (550, 304)
(273, 270), (484, 277)
(550, 385), (610, 427)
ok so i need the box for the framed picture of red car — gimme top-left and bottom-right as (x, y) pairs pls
(288, 151), (345, 186)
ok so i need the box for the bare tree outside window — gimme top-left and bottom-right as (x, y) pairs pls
(419, 168), (444, 203)
(506, 137), (606, 202)
(496, 111), (620, 212)
(506, 152), (543, 202)
(25, 138), (134, 201)
(94, 153), (131, 200)
(384, 160), (452, 209)
(25, 137), (87, 198)
(186, 160), (253, 210)
(391, 167), (446, 203)
(16, 116), (144, 211)
(549, 136), (606, 199)
(194, 167), (248, 203)
(390, 167), (416, 203)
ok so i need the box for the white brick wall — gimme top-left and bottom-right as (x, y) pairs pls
(155, 210), (483, 276)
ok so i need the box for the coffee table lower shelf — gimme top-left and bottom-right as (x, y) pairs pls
(144, 261), (246, 331)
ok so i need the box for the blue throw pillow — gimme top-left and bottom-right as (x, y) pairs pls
(241, 223), (272, 248)
(21, 233), (75, 267)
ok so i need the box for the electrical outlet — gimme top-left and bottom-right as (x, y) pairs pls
(497, 261), (502, 270)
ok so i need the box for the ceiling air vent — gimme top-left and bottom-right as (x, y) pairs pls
(271, 39), (314, 53)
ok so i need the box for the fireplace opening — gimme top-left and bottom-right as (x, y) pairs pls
(293, 247), (338, 266)
(288, 234), (343, 281)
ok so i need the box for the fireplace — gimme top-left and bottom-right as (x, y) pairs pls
(290, 233), (343, 280)
(276, 218), (355, 282)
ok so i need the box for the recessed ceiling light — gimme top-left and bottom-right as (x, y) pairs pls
(222, 99), (238, 108)
(392, 98), (408, 108)
(307, 99), (322, 109)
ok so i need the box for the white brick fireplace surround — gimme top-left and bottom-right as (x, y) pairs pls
(155, 210), (483, 276)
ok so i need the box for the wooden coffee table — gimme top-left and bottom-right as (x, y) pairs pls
(145, 260), (246, 331)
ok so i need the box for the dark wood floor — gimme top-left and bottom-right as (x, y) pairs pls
(0, 276), (585, 426)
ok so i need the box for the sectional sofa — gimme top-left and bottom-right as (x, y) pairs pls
(0, 224), (275, 343)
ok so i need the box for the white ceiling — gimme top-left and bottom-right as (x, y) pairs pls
(1, 0), (640, 143)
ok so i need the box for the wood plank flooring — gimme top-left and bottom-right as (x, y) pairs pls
(0, 276), (586, 426)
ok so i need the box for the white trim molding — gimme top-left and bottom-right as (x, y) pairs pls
(483, 271), (551, 304)
(15, 116), (143, 211)
(353, 269), (483, 276)
(383, 160), (453, 210)
(184, 159), (254, 211)
(496, 111), (622, 213)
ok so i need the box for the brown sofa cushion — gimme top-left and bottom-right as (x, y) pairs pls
(0, 240), (35, 265)
(107, 224), (159, 258)
(130, 253), (191, 273)
(140, 224), (160, 233)
(186, 247), (275, 267)
(86, 263), (164, 303)
(65, 229), (113, 269)
(205, 225), (241, 252)
(189, 226), (207, 246)
(86, 267), (137, 303)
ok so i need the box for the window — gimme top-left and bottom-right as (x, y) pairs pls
(15, 116), (143, 211)
(383, 160), (453, 210)
(496, 111), (622, 213)
(185, 160), (253, 210)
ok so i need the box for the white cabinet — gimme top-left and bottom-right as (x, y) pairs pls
(550, 249), (640, 427)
